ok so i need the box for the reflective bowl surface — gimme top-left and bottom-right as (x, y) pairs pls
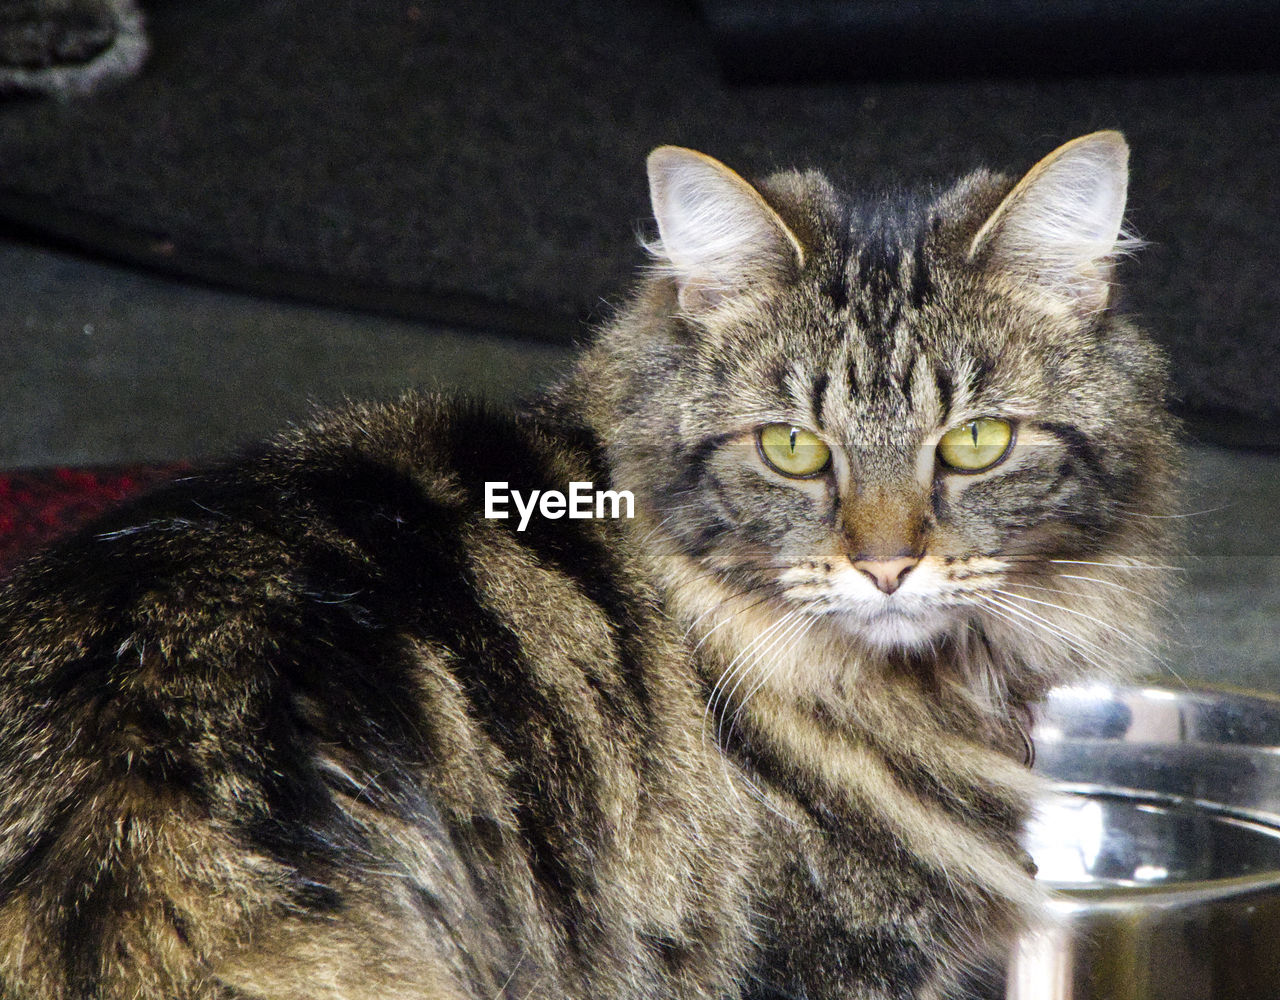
(1001, 684), (1280, 999)
(1027, 791), (1280, 888)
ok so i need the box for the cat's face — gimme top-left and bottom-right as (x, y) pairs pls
(592, 134), (1175, 677)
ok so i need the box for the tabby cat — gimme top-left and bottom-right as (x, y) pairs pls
(0, 131), (1177, 999)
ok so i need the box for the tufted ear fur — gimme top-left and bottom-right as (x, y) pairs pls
(646, 146), (804, 312)
(968, 131), (1134, 315)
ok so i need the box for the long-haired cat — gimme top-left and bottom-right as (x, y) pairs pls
(0, 131), (1177, 999)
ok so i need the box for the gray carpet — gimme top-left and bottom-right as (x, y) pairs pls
(0, 239), (569, 468)
(0, 0), (1277, 438)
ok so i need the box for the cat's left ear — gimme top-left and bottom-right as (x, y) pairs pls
(647, 147), (804, 312)
(968, 131), (1132, 315)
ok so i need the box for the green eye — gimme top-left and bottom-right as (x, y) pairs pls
(937, 418), (1014, 472)
(758, 424), (831, 478)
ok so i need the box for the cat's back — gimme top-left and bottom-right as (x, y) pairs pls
(0, 391), (640, 671)
(0, 392), (635, 709)
(0, 393), (750, 1000)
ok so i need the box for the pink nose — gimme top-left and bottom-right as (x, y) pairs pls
(853, 556), (919, 595)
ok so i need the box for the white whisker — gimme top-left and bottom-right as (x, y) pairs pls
(991, 588), (1164, 665)
(1051, 573), (1172, 610)
(690, 589), (778, 654)
(683, 584), (773, 641)
(980, 600), (1112, 682)
(1115, 502), (1231, 519)
(716, 612), (811, 738)
(1047, 559), (1181, 571)
(707, 609), (803, 734)
(1002, 576), (1169, 613)
(983, 595), (1113, 676)
(726, 617), (817, 747)
(703, 610), (794, 726)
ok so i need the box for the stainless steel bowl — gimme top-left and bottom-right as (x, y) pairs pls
(1004, 684), (1280, 999)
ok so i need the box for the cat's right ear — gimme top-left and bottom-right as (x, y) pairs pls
(646, 147), (804, 312)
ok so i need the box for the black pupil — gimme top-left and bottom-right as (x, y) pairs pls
(789, 428), (798, 453)
(970, 422), (980, 446)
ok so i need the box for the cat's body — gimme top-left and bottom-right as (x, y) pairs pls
(0, 133), (1177, 999)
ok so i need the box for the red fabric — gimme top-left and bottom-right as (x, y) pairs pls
(0, 465), (185, 571)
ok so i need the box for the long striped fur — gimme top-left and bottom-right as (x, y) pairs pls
(0, 133), (1177, 998)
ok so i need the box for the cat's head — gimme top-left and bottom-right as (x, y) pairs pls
(579, 132), (1178, 698)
